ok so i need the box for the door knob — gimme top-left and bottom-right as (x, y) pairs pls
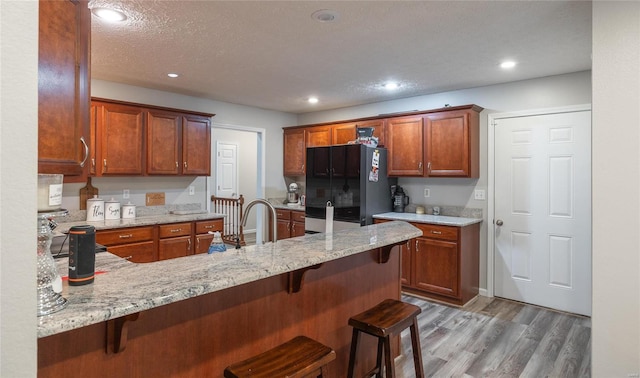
(496, 219), (504, 226)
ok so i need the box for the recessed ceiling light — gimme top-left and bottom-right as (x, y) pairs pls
(500, 61), (517, 69)
(167, 73), (179, 78)
(311, 9), (340, 23)
(308, 97), (319, 104)
(383, 82), (400, 90)
(91, 7), (128, 22)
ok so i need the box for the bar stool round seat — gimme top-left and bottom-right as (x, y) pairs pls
(347, 298), (424, 378)
(224, 335), (336, 378)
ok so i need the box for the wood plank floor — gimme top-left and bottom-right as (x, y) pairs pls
(396, 294), (591, 377)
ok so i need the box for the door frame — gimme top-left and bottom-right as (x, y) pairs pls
(207, 122), (266, 241)
(486, 104), (591, 298)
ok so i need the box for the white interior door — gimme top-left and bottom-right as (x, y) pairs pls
(494, 110), (591, 316)
(216, 142), (238, 198)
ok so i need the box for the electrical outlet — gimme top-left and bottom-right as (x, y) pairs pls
(474, 189), (486, 200)
(123, 189), (130, 199)
(189, 186), (195, 195)
(424, 188), (430, 197)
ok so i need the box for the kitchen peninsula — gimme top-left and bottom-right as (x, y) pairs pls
(38, 221), (421, 377)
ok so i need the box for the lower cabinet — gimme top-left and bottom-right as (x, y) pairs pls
(96, 218), (224, 262)
(375, 219), (480, 306)
(158, 222), (192, 260)
(95, 226), (156, 263)
(194, 219), (224, 254)
(275, 209), (305, 240)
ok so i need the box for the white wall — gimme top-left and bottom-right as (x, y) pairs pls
(298, 71), (592, 292)
(592, 2), (640, 376)
(0, 1), (38, 376)
(211, 128), (258, 231)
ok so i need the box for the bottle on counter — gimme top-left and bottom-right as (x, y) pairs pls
(208, 231), (226, 253)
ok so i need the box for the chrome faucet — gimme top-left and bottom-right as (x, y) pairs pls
(241, 199), (278, 243)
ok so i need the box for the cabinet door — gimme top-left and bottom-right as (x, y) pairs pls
(291, 211), (306, 238)
(386, 116), (424, 176)
(159, 236), (192, 260)
(413, 237), (459, 298)
(424, 109), (478, 177)
(108, 241), (155, 263)
(147, 110), (181, 175)
(332, 123), (357, 145)
(96, 102), (145, 175)
(182, 115), (211, 175)
(354, 119), (385, 147)
(38, 0), (90, 181)
(195, 233), (215, 254)
(283, 129), (306, 176)
(277, 219), (291, 240)
(401, 240), (412, 287)
(306, 126), (332, 147)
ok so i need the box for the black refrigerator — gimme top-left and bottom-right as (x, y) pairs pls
(304, 144), (397, 232)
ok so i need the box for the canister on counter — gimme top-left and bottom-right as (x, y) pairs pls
(86, 195), (104, 221)
(122, 202), (136, 219)
(105, 198), (121, 220)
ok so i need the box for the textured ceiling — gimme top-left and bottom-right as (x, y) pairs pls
(89, 1), (592, 114)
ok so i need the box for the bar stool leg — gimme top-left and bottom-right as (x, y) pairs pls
(383, 335), (395, 378)
(375, 338), (384, 378)
(410, 318), (425, 378)
(347, 328), (360, 378)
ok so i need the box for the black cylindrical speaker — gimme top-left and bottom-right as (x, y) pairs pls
(68, 225), (96, 286)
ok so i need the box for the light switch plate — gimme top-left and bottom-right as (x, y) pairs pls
(189, 186), (195, 195)
(146, 192), (165, 206)
(474, 189), (486, 200)
(123, 189), (130, 199)
(424, 188), (430, 197)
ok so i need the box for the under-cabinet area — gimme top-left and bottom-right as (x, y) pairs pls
(374, 216), (481, 306)
(283, 104), (481, 178)
(275, 208), (306, 240)
(91, 218), (223, 263)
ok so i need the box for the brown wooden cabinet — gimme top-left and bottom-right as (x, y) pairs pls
(386, 116), (424, 176)
(158, 223), (193, 260)
(275, 209), (305, 240)
(38, 0), (91, 182)
(424, 106), (480, 178)
(374, 219), (480, 306)
(306, 125), (332, 147)
(283, 129), (306, 176)
(332, 119), (386, 146)
(91, 99), (213, 177)
(95, 226), (156, 263)
(194, 219), (224, 254)
(94, 101), (146, 175)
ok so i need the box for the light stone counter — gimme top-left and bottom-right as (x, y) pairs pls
(54, 212), (225, 234)
(373, 212), (482, 227)
(38, 220), (420, 338)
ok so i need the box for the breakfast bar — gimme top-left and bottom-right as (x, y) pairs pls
(37, 221), (421, 377)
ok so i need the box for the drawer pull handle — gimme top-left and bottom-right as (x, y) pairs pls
(119, 234), (133, 239)
(123, 255), (133, 260)
(204, 225), (213, 229)
(170, 229), (182, 233)
(431, 230), (442, 234)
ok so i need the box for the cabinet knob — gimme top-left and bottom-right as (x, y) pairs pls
(496, 219), (504, 226)
(183, 161), (188, 169)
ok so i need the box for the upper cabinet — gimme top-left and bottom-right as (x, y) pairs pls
(283, 105), (482, 178)
(386, 116), (424, 176)
(91, 98), (214, 177)
(424, 106), (480, 178)
(38, 0), (91, 182)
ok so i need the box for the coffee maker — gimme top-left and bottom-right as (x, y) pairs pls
(393, 185), (409, 212)
(287, 182), (300, 205)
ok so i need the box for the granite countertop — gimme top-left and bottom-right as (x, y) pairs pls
(272, 203), (305, 212)
(38, 221), (421, 338)
(54, 212), (226, 234)
(373, 212), (482, 227)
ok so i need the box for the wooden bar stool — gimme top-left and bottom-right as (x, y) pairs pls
(347, 299), (424, 378)
(224, 335), (336, 378)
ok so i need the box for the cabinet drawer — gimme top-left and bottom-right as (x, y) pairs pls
(107, 241), (155, 263)
(414, 223), (458, 241)
(291, 211), (305, 223)
(195, 219), (223, 234)
(159, 222), (192, 238)
(96, 227), (154, 246)
(275, 209), (291, 220)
